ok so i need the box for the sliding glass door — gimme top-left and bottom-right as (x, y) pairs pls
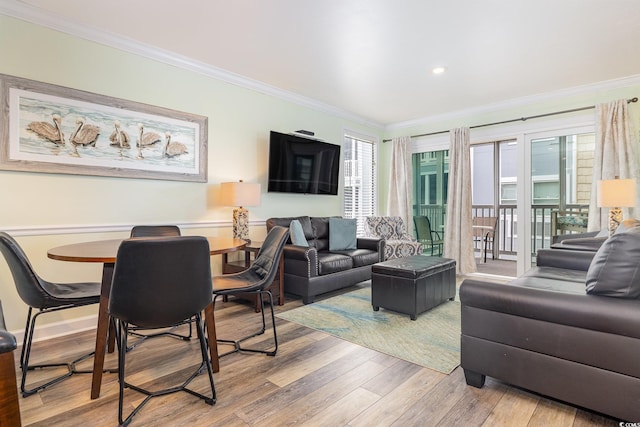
(470, 141), (518, 273)
(412, 150), (448, 237)
(524, 127), (594, 269)
(410, 124), (594, 277)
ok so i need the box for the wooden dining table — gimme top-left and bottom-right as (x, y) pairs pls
(47, 236), (247, 400)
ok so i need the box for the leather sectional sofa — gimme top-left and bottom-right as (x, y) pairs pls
(266, 216), (384, 304)
(460, 224), (640, 421)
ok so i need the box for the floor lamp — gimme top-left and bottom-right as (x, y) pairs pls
(597, 178), (636, 236)
(221, 180), (261, 242)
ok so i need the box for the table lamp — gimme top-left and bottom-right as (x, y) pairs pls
(221, 180), (261, 241)
(597, 178), (636, 236)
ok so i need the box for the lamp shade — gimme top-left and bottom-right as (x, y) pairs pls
(220, 181), (261, 207)
(597, 179), (636, 208)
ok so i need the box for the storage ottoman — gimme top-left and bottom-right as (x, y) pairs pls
(371, 256), (456, 320)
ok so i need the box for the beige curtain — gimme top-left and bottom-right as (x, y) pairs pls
(588, 99), (639, 231)
(444, 127), (476, 274)
(387, 136), (414, 231)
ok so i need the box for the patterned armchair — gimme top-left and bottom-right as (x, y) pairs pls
(364, 216), (424, 260)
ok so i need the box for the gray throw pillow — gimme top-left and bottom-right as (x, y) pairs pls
(614, 218), (640, 234)
(289, 219), (308, 247)
(329, 217), (357, 251)
(586, 227), (640, 298)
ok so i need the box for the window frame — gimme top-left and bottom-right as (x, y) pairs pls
(342, 131), (377, 236)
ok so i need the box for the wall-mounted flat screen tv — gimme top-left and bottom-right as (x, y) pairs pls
(267, 131), (341, 195)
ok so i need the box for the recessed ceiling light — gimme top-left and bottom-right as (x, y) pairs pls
(432, 66), (447, 75)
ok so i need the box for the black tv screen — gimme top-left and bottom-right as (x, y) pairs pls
(268, 131), (341, 195)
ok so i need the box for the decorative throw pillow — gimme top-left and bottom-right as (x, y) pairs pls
(289, 219), (308, 247)
(614, 218), (640, 234)
(329, 217), (357, 251)
(586, 227), (640, 298)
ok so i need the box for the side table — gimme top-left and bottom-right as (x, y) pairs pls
(221, 240), (285, 312)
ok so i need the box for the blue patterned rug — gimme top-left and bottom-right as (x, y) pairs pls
(276, 287), (461, 374)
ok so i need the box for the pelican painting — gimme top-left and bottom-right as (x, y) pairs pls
(69, 118), (100, 157)
(109, 121), (130, 148)
(137, 123), (161, 147)
(163, 132), (188, 158)
(27, 113), (65, 145)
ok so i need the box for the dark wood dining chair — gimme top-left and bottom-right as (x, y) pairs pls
(212, 226), (289, 357)
(0, 231), (101, 397)
(109, 236), (216, 426)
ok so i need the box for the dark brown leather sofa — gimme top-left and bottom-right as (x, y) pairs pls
(460, 228), (640, 421)
(266, 216), (384, 304)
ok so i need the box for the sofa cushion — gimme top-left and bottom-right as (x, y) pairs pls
(317, 252), (353, 275)
(289, 219), (308, 247)
(586, 228), (640, 298)
(329, 217), (357, 251)
(509, 275), (587, 294)
(332, 248), (379, 268)
(311, 217), (334, 251)
(522, 266), (588, 284)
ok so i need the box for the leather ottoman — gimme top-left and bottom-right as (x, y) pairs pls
(371, 256), (456, 320)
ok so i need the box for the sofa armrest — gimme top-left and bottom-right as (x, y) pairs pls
(551, 236), (607, 252)
(357, 237), (382, 250)
(536, 248), (594, 271)
(283, 245), (319, 278)
(552, 231), (600, 244)
(460, 278), (640, 339)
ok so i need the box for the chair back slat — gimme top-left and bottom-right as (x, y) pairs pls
(472, 217), (497, 238)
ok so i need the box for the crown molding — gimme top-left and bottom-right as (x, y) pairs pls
(4, 0), (637, 134)
(386, 74), (640, 132)
(0, 0), (383, 130)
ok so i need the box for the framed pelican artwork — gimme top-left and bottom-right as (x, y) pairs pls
(0, 74), (207, 182)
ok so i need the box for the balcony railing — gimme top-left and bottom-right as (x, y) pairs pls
(415, 203), (589, 258)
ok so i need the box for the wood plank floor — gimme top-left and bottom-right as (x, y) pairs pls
(14, 284), (619, 426)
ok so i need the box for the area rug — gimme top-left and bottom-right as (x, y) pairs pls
(276, 287), (461, 374)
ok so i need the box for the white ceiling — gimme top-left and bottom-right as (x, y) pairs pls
(6, 0), (640, 126)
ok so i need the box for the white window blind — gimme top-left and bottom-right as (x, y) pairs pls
(343, 134), (376, 235)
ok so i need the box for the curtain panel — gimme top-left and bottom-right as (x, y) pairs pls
(588, 99), (640, 231)
(444, 127), (476, 274)
(387, 136), (414, 232)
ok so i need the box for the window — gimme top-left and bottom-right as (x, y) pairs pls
(343, 133), (376, 235)
(412, 149), (448, 235)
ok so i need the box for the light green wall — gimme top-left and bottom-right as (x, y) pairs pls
(0, 15), (381, 331)
(379, 82), (640, 214)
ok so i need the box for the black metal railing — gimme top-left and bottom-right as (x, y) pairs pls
(415, 203), (589, 259)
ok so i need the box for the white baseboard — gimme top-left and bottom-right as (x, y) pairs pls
(11, 314), (99, 345)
